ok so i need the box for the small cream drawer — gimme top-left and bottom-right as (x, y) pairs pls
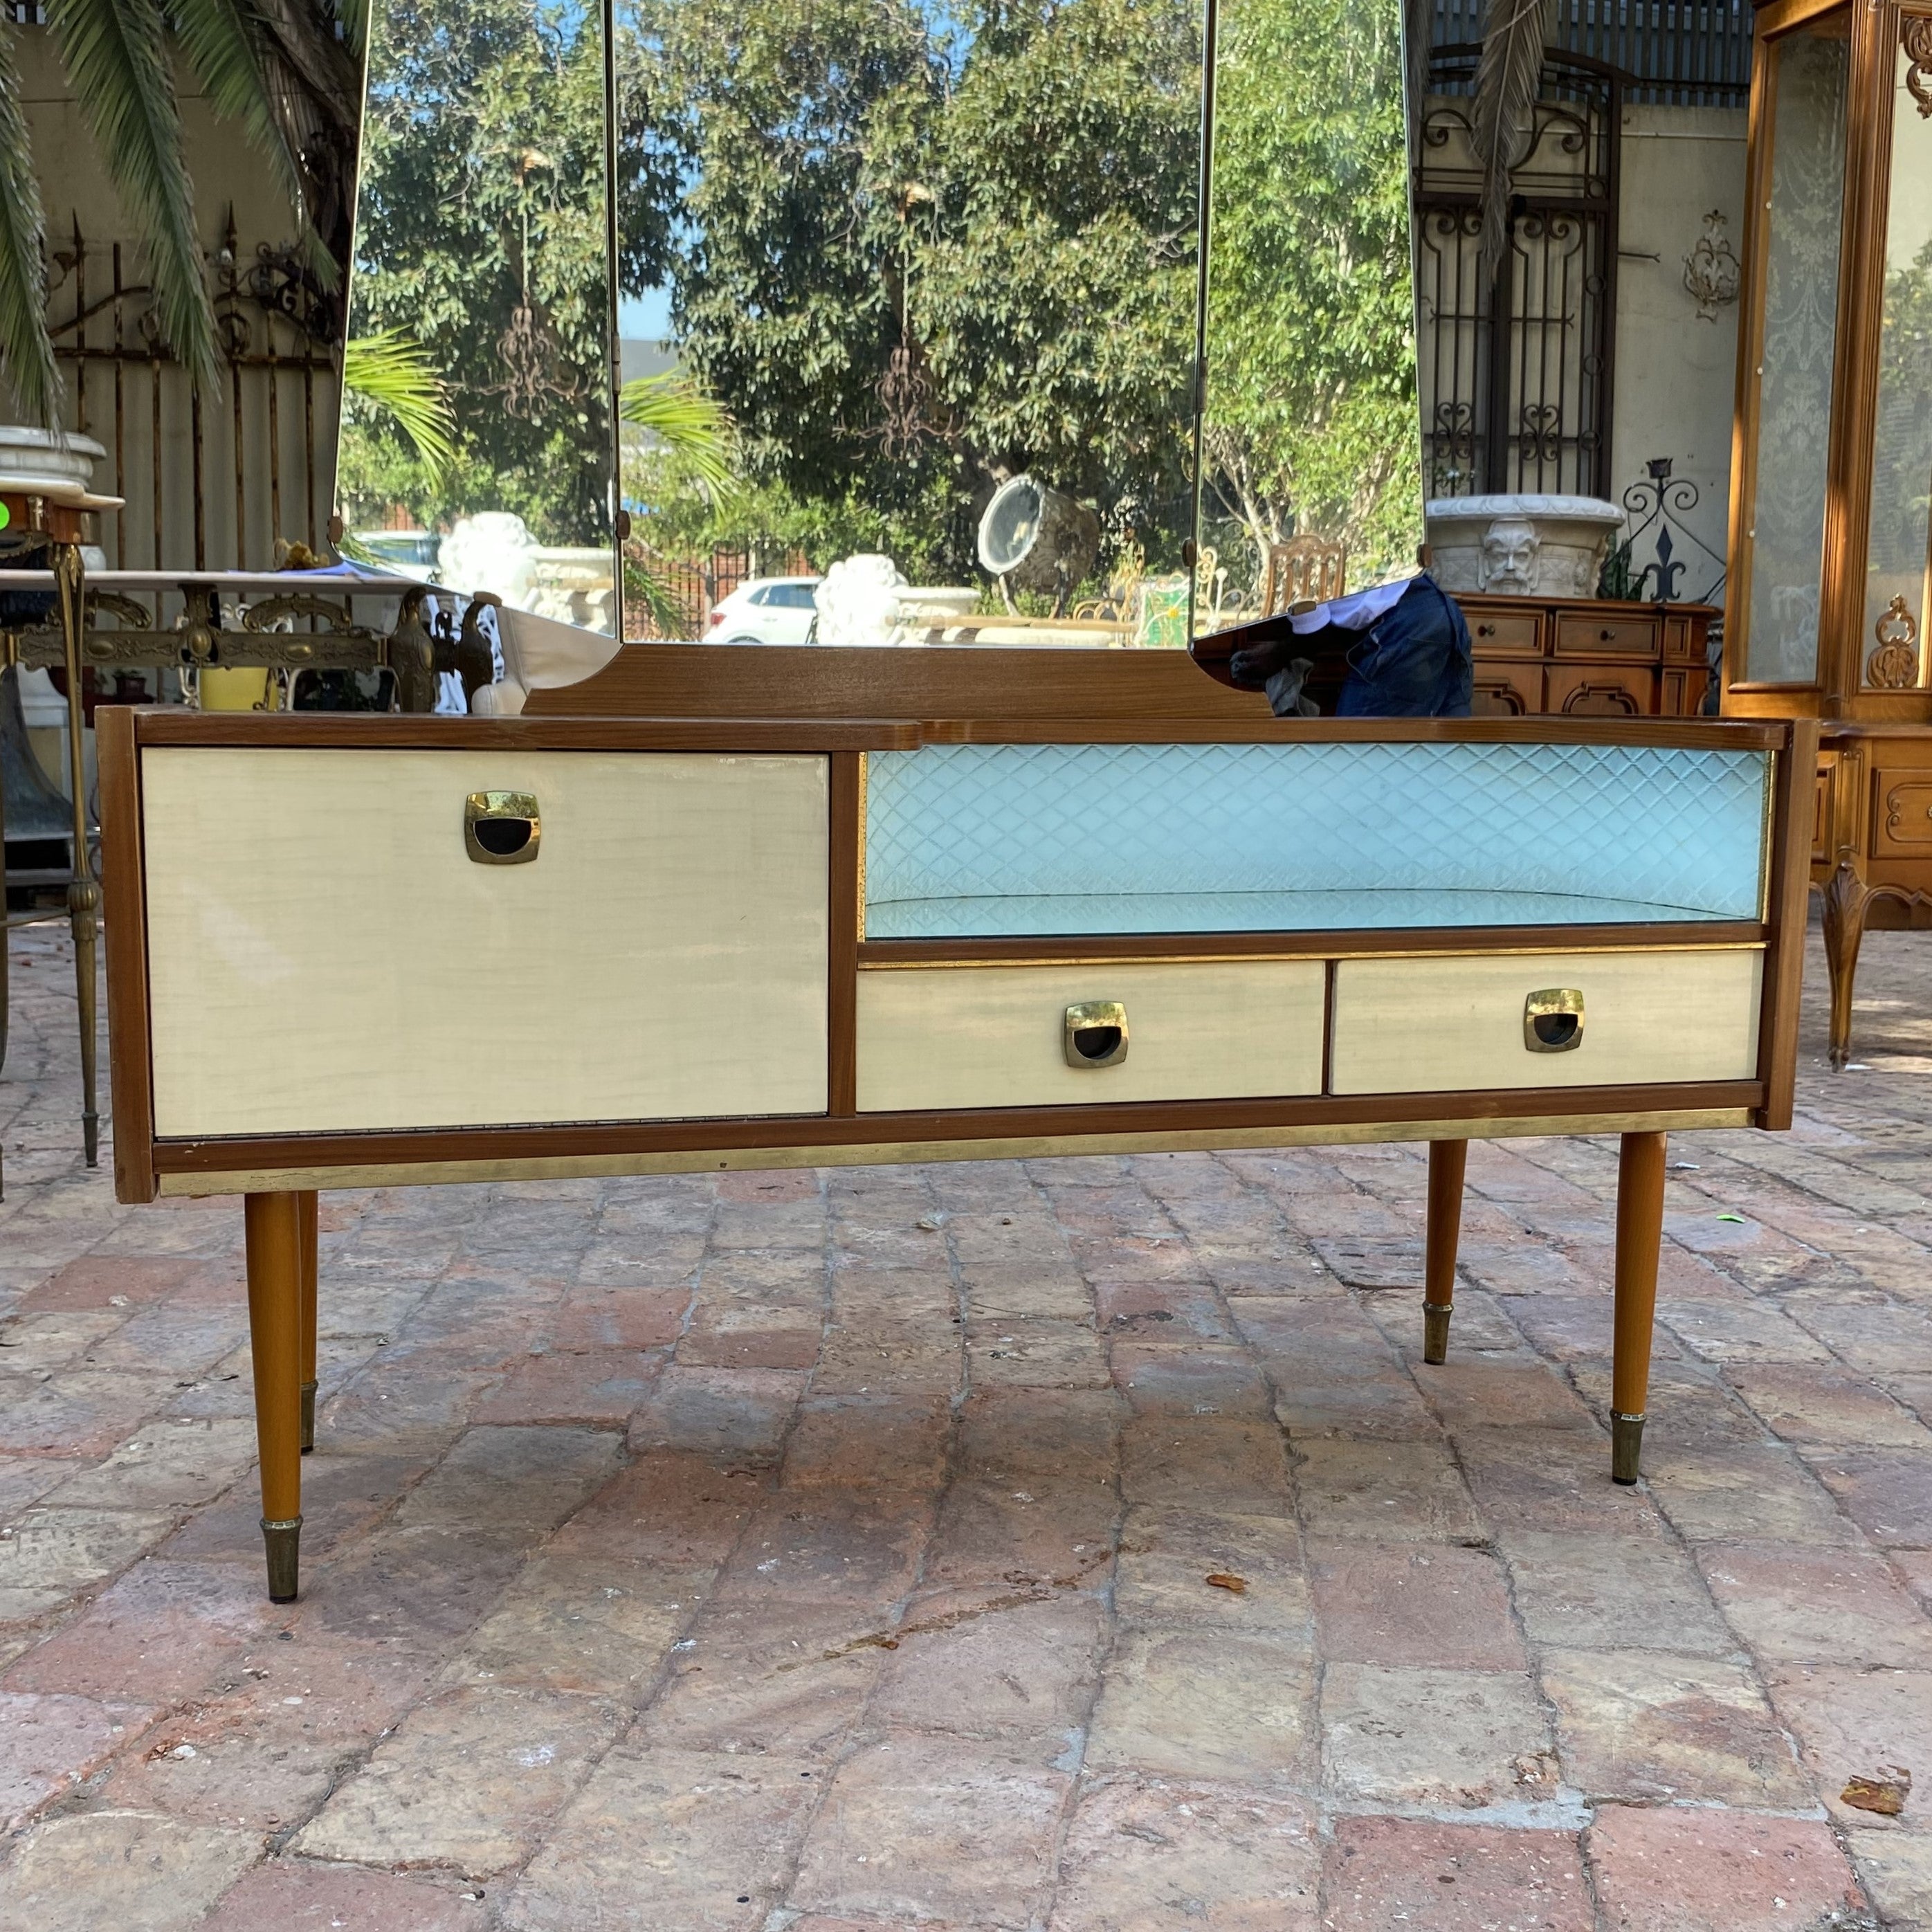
(1329, 949), (1762, 1095)
(855, 960), (1326, 1112)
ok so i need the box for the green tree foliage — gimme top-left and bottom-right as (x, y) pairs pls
(336, 0), (612, 543)
(1202, 0), (1421, 584)
(623, 0), (1201, 578)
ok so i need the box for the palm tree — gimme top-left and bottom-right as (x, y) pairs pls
(619, 370), (737, 633)
(342, 329), (457, 480)
(0, 0), (364, 428)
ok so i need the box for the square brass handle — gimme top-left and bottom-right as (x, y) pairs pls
(1065, 1001), (1129, 1068)
(1524, 986), (1584, 1052)
(464, 790), (540, 864)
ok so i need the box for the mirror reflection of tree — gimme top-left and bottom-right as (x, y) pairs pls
(617, 0), (1201, 619)
(337, 0), (614, 594)
(1200, 0), (1421, 617)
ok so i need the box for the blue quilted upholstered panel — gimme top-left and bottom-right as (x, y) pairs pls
(864, 740), (1769, 938)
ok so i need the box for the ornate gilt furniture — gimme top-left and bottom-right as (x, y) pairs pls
(1260, 536), (1349, 615)
(1723, 0), (1932, 1062)
(99, 647), (1814, 1601)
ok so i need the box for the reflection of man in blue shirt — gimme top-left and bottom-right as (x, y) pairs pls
(1228, 572), (1474, 718)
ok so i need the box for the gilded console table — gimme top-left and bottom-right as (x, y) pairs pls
(99, 653), (1814, 1601)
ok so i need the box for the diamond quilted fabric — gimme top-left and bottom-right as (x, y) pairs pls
(863, 740), (1768, 936)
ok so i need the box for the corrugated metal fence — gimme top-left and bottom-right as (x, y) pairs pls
(1432, 0), (1754, 105)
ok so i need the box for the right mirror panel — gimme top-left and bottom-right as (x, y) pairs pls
(1195, 0), (1424, 630)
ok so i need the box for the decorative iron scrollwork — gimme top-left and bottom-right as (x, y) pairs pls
(1867, 595), (1922, 689)
(1520, 404), (1564, 466)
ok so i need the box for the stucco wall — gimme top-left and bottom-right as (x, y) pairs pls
(1608, 104), (1749, 606)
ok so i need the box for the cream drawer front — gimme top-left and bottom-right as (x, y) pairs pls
(856, 960), (1326, 1113)
(1329, 949), (1762, 1095)
(143, 748), (828, 1136)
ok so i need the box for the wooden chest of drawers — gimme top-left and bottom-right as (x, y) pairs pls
(1460, 596), (1717, 720)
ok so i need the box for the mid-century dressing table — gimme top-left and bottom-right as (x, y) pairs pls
(98, 646), (1814, 1600)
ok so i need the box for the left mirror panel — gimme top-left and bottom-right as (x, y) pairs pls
(339, 0), (618, 634)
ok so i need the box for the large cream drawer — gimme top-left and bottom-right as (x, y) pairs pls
(143, 748), (830, 1136)
(1329, 949), (1762, 1095)
(855, 960), (1326, 1112)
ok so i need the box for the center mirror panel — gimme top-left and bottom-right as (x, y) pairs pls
(612, 0), (1204, 646)
(338, 0), (619, 635)
(1194, 0), (1423, 632)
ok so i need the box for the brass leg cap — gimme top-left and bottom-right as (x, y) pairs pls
(1610, 1412), (1645, 1485)
(1422, 1302), (1452, 1367)
(262, 1516), (302, 1603)
(300, 1380), (318, 1455)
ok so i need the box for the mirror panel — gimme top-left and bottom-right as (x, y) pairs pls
(1740, 16), (1849, 686)
(1861, 24), (1932, 687)
(611, 0), (1203, 644)
(1195, 0), (1423, 630)
(338, 0), (618, 634)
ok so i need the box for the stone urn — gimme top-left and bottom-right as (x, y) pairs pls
(1425, 494), (1627, 600)
(0, 426), (113, 506)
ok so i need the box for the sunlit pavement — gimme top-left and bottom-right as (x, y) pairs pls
(1, 906), (1929, 1931)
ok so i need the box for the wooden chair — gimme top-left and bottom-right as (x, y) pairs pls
(1261, 534), (1347, 616)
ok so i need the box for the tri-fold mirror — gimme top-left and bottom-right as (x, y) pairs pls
(338, 0), (1745, 662)
(338, 0), (1430, 646)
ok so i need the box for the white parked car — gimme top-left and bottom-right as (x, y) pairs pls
(706, 576), (821, 644)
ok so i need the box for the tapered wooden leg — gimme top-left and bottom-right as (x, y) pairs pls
(1611, 1131), (1668, 1484)
(244, 1192), (304, 1601)
(297, 1191), (318, 1453)
(1821, 859), (1869, 1073)
(1423, 1138), (1466, 1365)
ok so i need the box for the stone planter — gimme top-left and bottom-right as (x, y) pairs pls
(1425, 494), (1627, 600)
(0, 426), (117, 509)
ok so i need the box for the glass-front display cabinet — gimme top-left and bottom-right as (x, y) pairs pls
(1724, 0), (1932, 1061)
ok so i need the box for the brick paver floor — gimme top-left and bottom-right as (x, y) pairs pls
(1, 906), (1929, 1931)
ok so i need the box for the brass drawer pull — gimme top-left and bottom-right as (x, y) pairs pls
(1524, 987), (1584, 1052)
(1064, 1001), (1129, 1068)
(464, 790), (541, 864)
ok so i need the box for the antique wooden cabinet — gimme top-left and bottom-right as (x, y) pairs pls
(1723, 0), (1932, 1061)
(1461, 594), (1717, 719)
(100, 651), (1814, 1601)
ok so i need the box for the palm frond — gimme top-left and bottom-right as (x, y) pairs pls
(1470, 0), (1550, 284)
(46, 0), (217, 388)
(343, 329), (457, 480)
(168, 0), (302, 215)
(0, 17), (59, 427)
(619, 371), (737, 493)
(624, 557), (697, 637)
(331, 0), (370, 63)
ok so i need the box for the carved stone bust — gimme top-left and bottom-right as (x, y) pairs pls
(1479, 516), (1542, 593)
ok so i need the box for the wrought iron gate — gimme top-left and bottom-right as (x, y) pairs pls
(46, 212), (342, 570)
(1414, 47), (1623, 501)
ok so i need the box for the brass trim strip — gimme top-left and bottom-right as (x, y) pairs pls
(156, 1107), (1755, 1196)
(1759, 748), (1777, 925)
(857, 941), (1769, 969)
(855, 750), (868, 944)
